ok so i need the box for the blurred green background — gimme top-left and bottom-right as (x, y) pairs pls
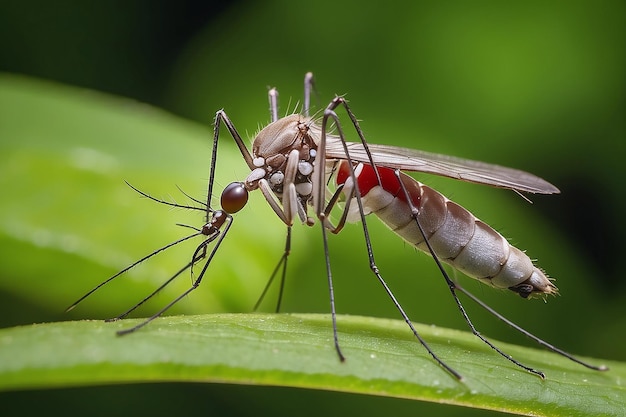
(0, 1), (624, 416)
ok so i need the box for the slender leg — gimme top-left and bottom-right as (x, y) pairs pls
(117, 216), (233, 335)
(456, 283), (607, 371)
(105, 242), (206, 322)
(67, 108), (253, 334)
(393, 169), (548, 378)
(254, 227), (292, 313)
(313, 97), (463, 379)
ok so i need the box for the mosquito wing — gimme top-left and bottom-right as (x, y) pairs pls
(325, 140), (560, 194)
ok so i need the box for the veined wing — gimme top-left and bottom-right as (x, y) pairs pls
(325, 140), (560, 194)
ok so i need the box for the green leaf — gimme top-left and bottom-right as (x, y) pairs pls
(1, 74), (624, 416)
(1, 314), (623, 416)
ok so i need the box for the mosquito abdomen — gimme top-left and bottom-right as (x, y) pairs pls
(337, 161), (557, 298)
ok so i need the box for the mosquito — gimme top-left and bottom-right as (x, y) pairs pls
(67, 73), (607, 380)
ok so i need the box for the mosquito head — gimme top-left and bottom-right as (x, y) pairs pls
(221, 182), (248, 214)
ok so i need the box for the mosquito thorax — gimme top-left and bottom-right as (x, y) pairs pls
(221, 182), (248, 214)
(251, 114), (316, 162)
(244, 114), (318, 199)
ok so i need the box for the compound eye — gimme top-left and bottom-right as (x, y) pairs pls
(221, 182), (248, 214)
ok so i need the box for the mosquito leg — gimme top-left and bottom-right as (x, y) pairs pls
(116, 279), (202, 336)
(320, 222), (345, 362)
(108, 242), (209, 322)
(274, 227), (291, 313)
(393, 170), (547, 379)
(303, 72), (316, 117)
(65, 182), (205, 312)
(210, 110), (255, 212)
(269, 87), (279, 123)
(116, 111), (248, 333)
(113, 112), (244, 324)
(116, 216), (233, 336)
(254, 227), (292, 312)
(456, 284), (608, 371)
(321, 183), (352, 233)
(65, 232), (202, 313)
(69, 109), (249, 329)
(324, 96), (382, 186)
(106, 257), (196, 322)
(316, 104), (462, 379)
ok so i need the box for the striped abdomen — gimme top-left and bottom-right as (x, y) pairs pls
(336, 161), (557, 298)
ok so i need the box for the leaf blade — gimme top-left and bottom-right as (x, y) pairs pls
(1, 314), (623, 416)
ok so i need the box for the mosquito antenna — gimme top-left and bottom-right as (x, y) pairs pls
(65, 231), (202, 312)
(125, 181), (205, 212)
(176, 184), (207, 207)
